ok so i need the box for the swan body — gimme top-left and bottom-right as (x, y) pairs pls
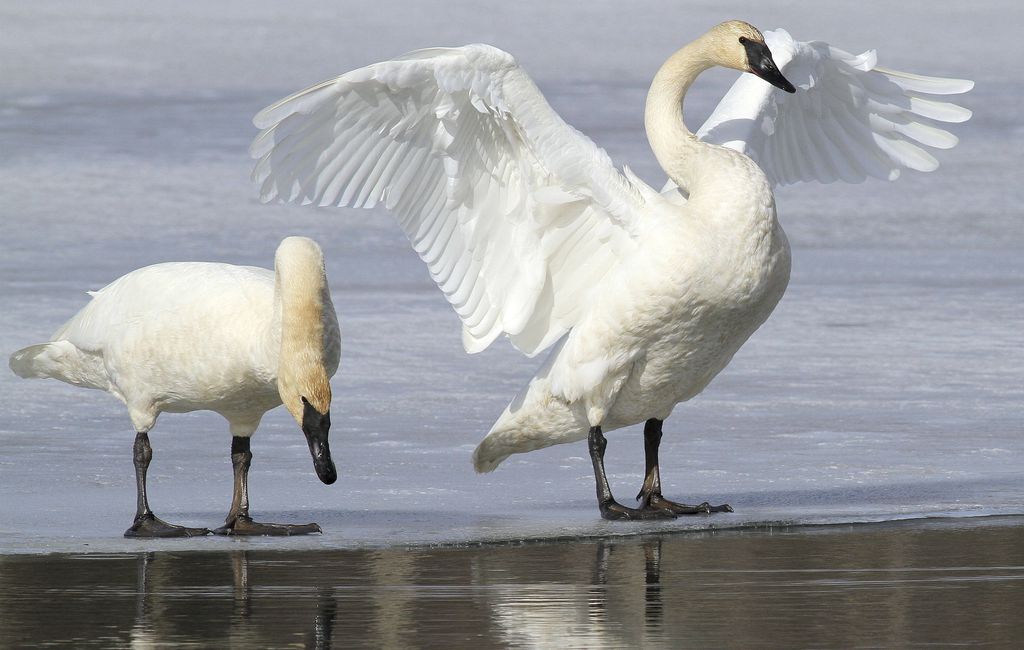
(250, 21), (971, 517)
(10, 236), (341, 536)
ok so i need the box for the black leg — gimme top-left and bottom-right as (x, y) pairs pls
(589, 426), (675, 521)
(124, 431), (210, 538)
(636, 418), (664, 500)
(634, 419), (733, 515)
(214, 436), (322, 536)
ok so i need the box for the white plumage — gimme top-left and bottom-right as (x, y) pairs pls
(249, 22), (970, 518)
(10, 236), (342, 536)
(695, 29), (973, 186)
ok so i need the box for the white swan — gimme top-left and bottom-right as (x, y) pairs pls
(249, 21), (971, 519)
(9, 236), (342, 536)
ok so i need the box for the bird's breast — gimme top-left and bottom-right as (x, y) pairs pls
(602, 193), (791, 422)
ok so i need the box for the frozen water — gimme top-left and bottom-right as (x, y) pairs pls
(1, 1), (1021, 554)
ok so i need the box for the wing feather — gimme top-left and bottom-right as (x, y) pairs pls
(697, 29), (972, 186)
(252, 44), (649, 355)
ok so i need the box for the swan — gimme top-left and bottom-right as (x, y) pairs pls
(248, 21), (971, 519)
(8, 236), (342, 537)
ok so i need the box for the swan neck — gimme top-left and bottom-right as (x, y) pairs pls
(644, 40), (714, 192)
(273, 242), (336, 421)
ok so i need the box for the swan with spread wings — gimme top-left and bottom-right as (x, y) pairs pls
(250, 21), (971, 520)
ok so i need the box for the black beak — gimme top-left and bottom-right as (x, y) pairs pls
(743, 39), (796, 94)
(302, 397), (337, 485)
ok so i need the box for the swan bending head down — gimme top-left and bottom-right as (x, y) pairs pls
(274, 236), (338, 484)
(8, 235), (342, 536)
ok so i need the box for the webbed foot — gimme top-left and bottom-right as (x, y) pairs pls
(124, 513), (211, 538)
(638, 492), (734, 515)
(214, 515), (322, 536)
(600, 499), (678, 521)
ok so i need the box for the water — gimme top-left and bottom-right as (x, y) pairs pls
(2, 517), (1023, 648)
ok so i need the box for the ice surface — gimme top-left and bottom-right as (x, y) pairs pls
(1, 1), (1021, 554)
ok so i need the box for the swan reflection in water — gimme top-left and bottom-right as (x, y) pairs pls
(2, 522), (1023, 647)
(31, 543), (671, 649)
(128, 549), (432, 649)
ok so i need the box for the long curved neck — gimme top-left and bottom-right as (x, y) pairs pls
(644, 39), (716, 194)
(273, 250), (335, 416)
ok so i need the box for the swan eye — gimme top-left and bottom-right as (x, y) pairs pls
(738, 36), (749, 45)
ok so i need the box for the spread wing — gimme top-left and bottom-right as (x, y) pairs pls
(697, 29), (973, 186)
(251, 44), (651, 357)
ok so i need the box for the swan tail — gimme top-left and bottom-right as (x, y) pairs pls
(472, 423), (591, 473)
(472, 432), (515, 473)
(472, 402), (591, 473)
(474, 426), (546, 473)
(9, 341), (108, 390)
(9, 343), (61, 379)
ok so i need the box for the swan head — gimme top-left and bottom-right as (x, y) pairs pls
(707, 20), (795, 93)
(280, 366), (336, 485)
(277, 386), (335, 484)
(275, 236), (338, 485)
(299, 395), (337, 485)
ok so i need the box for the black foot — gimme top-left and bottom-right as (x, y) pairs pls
(125, 513), (211, 538)
(600, 499), (678, 521)
(642, 493), (734, 515)
(214, 515), (322, 536)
